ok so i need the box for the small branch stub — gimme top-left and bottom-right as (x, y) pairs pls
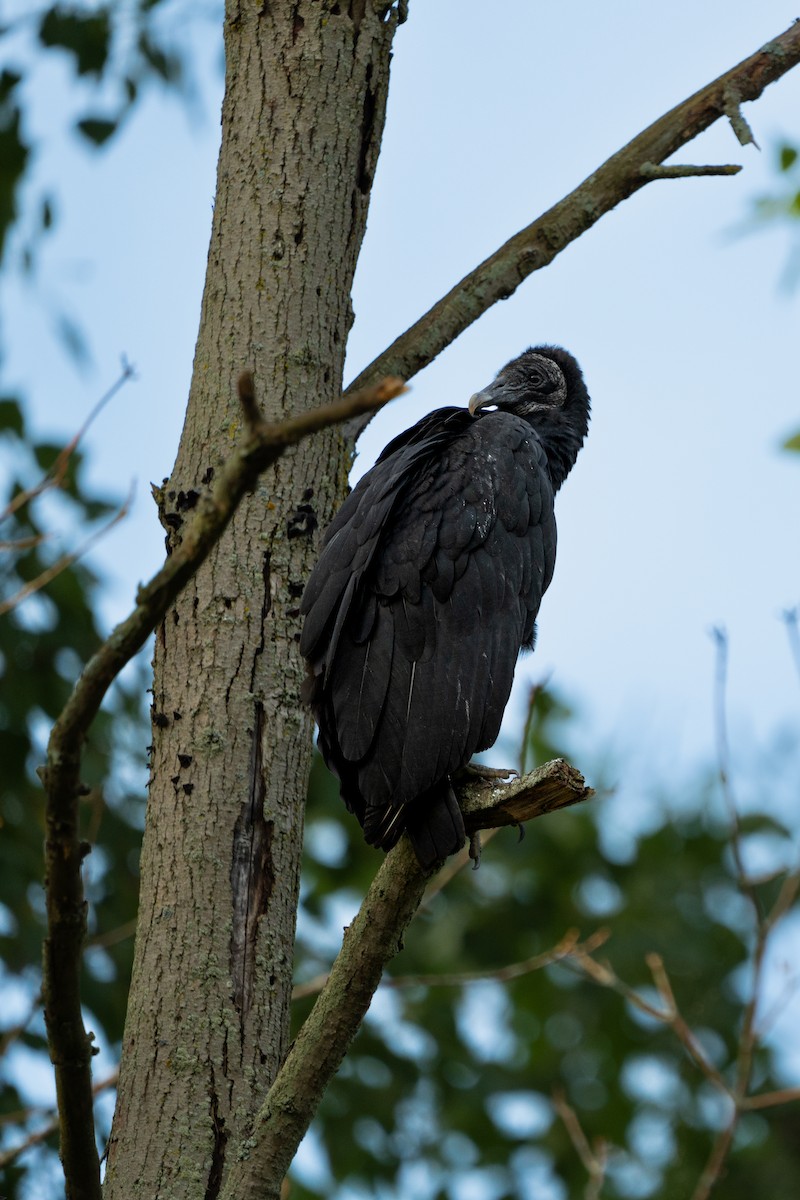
(639, 162), (742, 179)
(723, 85), (760, 148)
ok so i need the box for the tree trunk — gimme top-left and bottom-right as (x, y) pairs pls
(104, 3), (399, 1193)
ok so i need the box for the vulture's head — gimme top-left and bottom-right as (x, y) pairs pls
(469, 344), (590, 490)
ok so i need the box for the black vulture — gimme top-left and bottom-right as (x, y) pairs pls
(300, 345), (590, 869)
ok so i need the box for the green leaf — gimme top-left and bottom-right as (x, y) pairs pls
(0, 90), (30, 266)
(0, 396), (24, 436)
(138, 32), (182, 83)
(0, 67), (22, 103)
(779, 144), (798, 172)
(783, 429), (800, 453)
(75, 116), (118, 147)
(38, 7), (112, 78)
(33, 441), (65, 472)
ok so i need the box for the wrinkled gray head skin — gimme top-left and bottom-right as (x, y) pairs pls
(469, 344), (590, 492)
(469, 350), (568, 416)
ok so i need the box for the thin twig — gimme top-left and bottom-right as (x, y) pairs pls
(86, 918), (138, 950)
(782, 607), (800, 685)
(387, 929), (609, 989)
(344, 22), (800, 429)
(0, 992), (42, 1061)
(572, 840), (800, 1200)
(711, 627), (760, 913)
(292, 928), (609, 1002)
(690, 1121), (738, 1200)
(0, 1071), (119, 1172)
(553, 1088), (608, 1200)
(571, 949), (734, 1100)
(0, 360), (135, 524)
(0, 532), (48, 552)
(0, 485), (134, 617)
(519, 677), (550, 775)
(39, 373), (405, 1200)
(741, 1086), (800, 1111)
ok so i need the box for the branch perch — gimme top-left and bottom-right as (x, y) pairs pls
(39, 374), (405, 1200)
(346, 21), (800, 425)
(220, 758), (592, 1200)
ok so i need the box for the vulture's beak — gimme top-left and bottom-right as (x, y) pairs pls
(469, 379), (508, 415)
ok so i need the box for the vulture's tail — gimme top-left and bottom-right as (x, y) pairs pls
(364, 781), (465, 870)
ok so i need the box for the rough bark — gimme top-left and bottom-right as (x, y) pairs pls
(104, 4), (400, 1194)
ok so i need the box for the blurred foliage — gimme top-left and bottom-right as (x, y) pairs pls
(0, 399), (148, 1194)
(0, 0), (200, 282)
(753, 140), (800, 455)
(292, 689), (800, 1200)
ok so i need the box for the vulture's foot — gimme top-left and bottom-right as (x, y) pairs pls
(454, 762), (519, 786)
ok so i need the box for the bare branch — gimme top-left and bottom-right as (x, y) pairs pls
(691, 1122), (739, 1200)
(0, 992), (41, 1062)
(38, 374), (405, 1200)
(221, 760), (592, 1200)
(292, 927), (609, 1002)
(345, 22), (800, 426)
(385, 928), (608, 990)
(571, 947), (734, 1100)
(742, 1086), (800, 1111)
(0, 1072), (118, 1173)
(553, 1088), (608, 1200)
(0, 360), (135, 524)
(571, 858), (800, 1200)
(0, 485), (133, 617)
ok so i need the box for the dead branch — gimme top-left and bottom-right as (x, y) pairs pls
(345, 22), (800, 429)
(38, 373), (405, 1200)
(459, 756), (593, 830)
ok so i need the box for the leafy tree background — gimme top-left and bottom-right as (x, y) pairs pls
(2, 3), (799, 1198)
